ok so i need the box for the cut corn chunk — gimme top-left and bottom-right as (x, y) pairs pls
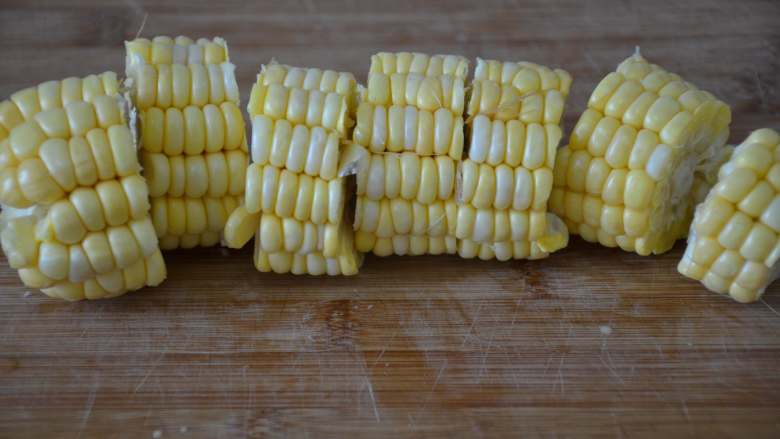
(453, 57), (570, 259)
(0, 74), (166, 300)
(679, 129), (780, 303)
(551, 50), (731, 255)
(126, 35), (247, 249)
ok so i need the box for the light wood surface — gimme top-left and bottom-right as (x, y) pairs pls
(1, 0), (779, 437)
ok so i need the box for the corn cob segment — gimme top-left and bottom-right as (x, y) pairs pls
(0, 81), (166, 300)
(125, 35), (247, 249)
(679, 129), (780, 303)
(227, 61), (361, 275)
(352, 51), (470, 257)
(550, 51), (731, 256)
(453, 58), (570, 258)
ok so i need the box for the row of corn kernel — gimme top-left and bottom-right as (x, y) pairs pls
(224, 62), (362, 275)
(125, 36), (248, 250)
(353, 53), (468, 256)
(0, 74), (165, 300)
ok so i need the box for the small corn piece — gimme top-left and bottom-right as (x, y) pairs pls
(352, 103), (464, 158)
(354, 231), (457, 257)
(679, 129), (780, 303)
(0, 72), (120, 141)
(0, 74), (166, 300)
(455, 57), (570, 259)
(356, 152), (456, 203)
(370, 52), (469, 79)
(550, 50), (731, 256)
(253, 221), (362, 275)
(126, 35), (248, 250)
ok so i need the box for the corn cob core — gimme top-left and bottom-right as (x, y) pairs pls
(224, 62), (362, 275)
(550, 51), (731, 256)
(0, 77), (165, 300)
(679, 129), (780, 303)
(453, 58), (571, 259)
(125, 35), (248, 249)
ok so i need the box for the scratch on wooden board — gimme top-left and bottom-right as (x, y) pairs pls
(760, 299), (780, 318)
(364, 376), (380, 423)
(77, 374), (100, 439)
(461, 301), (484, 347)
(133, 347), (169, 394)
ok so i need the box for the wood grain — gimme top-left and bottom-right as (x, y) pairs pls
(1, 0), (779, 437)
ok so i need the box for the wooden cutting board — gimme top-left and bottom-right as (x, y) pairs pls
(1, 0), (778, 437)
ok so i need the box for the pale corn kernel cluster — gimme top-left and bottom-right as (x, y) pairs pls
(455, 58), (571, 261)
(678, 129), (780, 303)
(551, 51), (731, 256)
(0, 75), (165, 301)
(125, 35), (248, 250)
(354, 52), (468, 256)
(223, 62), (363, 275)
